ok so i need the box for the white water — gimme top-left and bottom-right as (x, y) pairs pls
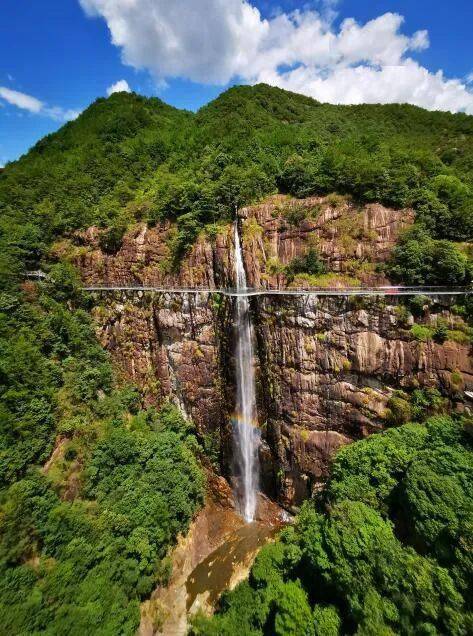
(233, 222), (260, 522)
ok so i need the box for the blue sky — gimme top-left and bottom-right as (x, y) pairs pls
(1, 0), (472, 166)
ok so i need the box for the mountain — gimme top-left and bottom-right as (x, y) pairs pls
(0, 85), (472, 634)
(1, 84), (472, 268)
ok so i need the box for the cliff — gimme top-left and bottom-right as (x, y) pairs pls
(67, 194), (414, 289)
(71, 196), (472, 508)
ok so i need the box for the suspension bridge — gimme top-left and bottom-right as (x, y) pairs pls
(25, 272), (472, 296)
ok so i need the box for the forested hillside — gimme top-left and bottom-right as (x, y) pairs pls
(194, 413), (472, 635)
(0, 262), (205, 632)
(1, 85), (472, 634)
(1, 84), (473, 287)
(0, 91), (206, 629)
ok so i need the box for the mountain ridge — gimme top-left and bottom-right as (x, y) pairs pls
(0, 83), (472, 288)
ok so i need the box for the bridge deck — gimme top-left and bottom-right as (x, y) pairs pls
(82, 285), (472, 297)
(24, 273), (472, 296)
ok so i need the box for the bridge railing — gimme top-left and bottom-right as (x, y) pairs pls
(79, 284), (473, 296)
(25, 272), (472, 296)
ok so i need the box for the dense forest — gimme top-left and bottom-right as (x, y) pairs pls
(194, 411), (472, 635)
(1, 84), (473, 286)
(0, 263), (205, 632)
(0, 85), (472, 633)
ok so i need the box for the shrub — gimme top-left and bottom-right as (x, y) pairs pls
(98, 218), (128, 254)
(408, 295), (430, 317)
(313, 605), (341, 636)
(386, 393), (412, 425)
(447, 329), (472, 344)
(388, 226), (469, 286)
(410, 323), (433, 341)
(283, 204), (308, 226)
(433, 320), (448, 343)
(410, 388), (446, 419)
(286, 248), (325, 281)
(325, 193), (346, 208)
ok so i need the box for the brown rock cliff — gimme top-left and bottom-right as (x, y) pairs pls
(74, 196), (470, 508)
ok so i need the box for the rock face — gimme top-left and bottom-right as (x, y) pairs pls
(93, 292), (227, 437)
(71, 194), (413, 289)
(75, 196), (472, 508)
(253, 295), (473, 507)
(239, 195), (414, 287)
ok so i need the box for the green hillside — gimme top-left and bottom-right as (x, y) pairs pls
(194, 415), (473, 636)
(1, 84), (473, 287)
(0, 85), (472, 634)
(0, 94), (205, 633)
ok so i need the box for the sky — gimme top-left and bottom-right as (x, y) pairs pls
(1, 0), (472, 166)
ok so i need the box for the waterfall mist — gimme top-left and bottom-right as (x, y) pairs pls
(232, 221), (260, 522)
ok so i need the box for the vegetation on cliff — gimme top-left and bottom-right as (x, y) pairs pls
(193, 414), (472, 635)
(1, 84), (472, 282)
(0, 264), (204, 633)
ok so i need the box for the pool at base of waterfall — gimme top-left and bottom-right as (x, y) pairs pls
(139, 491), (289, 636)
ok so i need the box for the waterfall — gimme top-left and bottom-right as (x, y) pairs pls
(232, 221), (260, 522)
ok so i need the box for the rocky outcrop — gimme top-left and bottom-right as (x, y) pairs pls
(76, 196), (471, 508)
(90, 289), (472, 509)
(92, 292), (227, 437)
(254, 295), (473, 507)
(69, 194), (413, 289)
(69, 223), (234, 289)
(239, 195), (414, 287)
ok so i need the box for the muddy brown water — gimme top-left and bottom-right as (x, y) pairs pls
(186, 521), (278, 611)
(140, 490), (288, 636)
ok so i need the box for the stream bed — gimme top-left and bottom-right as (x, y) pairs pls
(140, 486), (287, 636)
(186, 520), (278, 612)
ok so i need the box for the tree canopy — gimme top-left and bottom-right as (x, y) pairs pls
(194, 415), (473, 635)
(1, 84), (473, 281)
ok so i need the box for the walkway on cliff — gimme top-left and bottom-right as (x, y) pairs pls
(25, 273), (472, 296)
(80, 284), (472, 297)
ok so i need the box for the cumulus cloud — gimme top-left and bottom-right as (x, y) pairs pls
(107, 79), (131, 95)
(0, 86), (80, 121)
(43, 106), (81, 121)
(80, 0), (266, 84)
(79, 0), (473, 114)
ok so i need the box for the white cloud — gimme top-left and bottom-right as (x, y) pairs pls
(261, 60), (473, 115)
(79, 0), (473, 115)
(0, 87), (43, 113)
(107, 79), (131, 95)
(43, 106), (81, 121)
(0, 86), (80, 121)
(80, 0), (266, 84)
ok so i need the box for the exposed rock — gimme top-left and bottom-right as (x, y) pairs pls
(140, 493), (285, 635)
(76, 196), (471, 508)
(90, 290), (472, 508)
(92, 292), (225, 436)
(240, 195), (413, 287)
(72, 194), (413, 289)
(254, 295), (473, 506)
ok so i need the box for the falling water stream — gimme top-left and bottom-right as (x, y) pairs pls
(233, 221), (260, 522)
(146, 225), (288, 633)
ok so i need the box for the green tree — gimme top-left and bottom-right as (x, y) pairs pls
(313, 605), (341, 636)
(273, 581), (313, 636)
(388, 226), (469, 286)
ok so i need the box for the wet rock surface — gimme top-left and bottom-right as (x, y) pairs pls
(139, 483), (284, 636)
